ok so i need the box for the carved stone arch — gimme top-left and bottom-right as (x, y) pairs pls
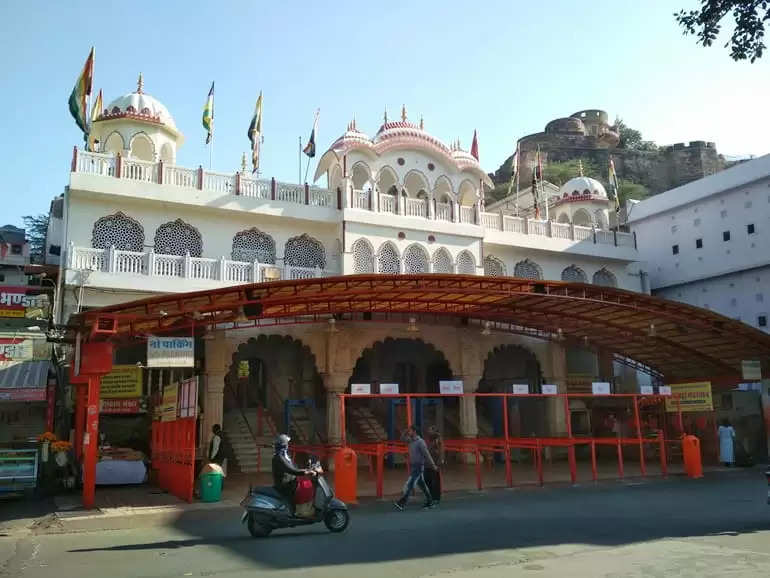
(593, 267), (617, 287)
(456, 250), (476, 275)
(103, 130), (126, 154)
(403, 243), (430, 273)
(351, 237), (375, 273)
(561, 264), (587, 283)
(483, 255), (506, 277)
(154, 219), (202, 257)
(231, 227), (276, 263)
(431, 247), (453, 274)
(128, 131), (155, 161)
(376, 241), (401, 274)
(513, 258), (543, 280)
(91, 211), (144, 251)
(284, 234), (326, 269)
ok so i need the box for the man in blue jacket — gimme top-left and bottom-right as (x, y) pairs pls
(394, 426), (437, 510)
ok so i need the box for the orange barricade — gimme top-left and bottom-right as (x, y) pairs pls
(150, 417), (196, 503)
(334, 447), (358, 504)
(682, 435), (703, 479)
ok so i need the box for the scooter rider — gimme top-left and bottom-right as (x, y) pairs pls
(272, 434), (312, 505)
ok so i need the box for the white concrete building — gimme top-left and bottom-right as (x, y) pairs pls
(49, 79), (650, 471)
(627, 154), (770, 334)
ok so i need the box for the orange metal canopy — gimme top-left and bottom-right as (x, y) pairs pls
(72, 274), (770, 381)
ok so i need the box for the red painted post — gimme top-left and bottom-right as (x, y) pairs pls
(503, 394), (512, 487)
(157, 159), (164, 184)
(676, 396), (684, 434)
(82, 376), (101, 510)
(305, 183), (310, 205)
(271, 177), (276, 200)
(658, 430), (667, 478)
(340, 394), (347, 446)
(616, 438), (625, 479)
(590, 440), (598, 481)
(564, 395), (577, 484)
(474, 447), (482, 491)
(74, 386), (86, 461)
(406, 394), (412, 429)
(71, 146), (78, 172)
(633, 396), (646, 476)
(376, 443), (384, 499)
(197, 166), (204, 190)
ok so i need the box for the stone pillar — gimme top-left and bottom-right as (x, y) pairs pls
(459, 374), (482, 438)
(323, 372), (349, 445)
(598, 349), (615, 384)
(202, 333), (228, 451)
(548, 342), (568, 437)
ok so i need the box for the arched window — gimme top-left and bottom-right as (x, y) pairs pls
(594, 210), (608, 230)
(104, 131), (124, 155)
(129, 132), (154, 161)
(593, 268), (617, 287)
(352, 238), (375, 273)
(572, 209), (593, 227)
(403, 244), (429, 274)
(432, 248), (453, 274)
(456, 250), (476, 275)
(154, 219), (202, 257)
(160, 143), (174, 164)
(284, 234), (326, 269)
(514, 259), (543, 280)
(557, 213), (571, 224)
(561, 265), (587, 283)
(377, 242), (400, 274)
(483, 256), (505, 277)
(231, 228), (276, 264)
(91, 212), (144, 252)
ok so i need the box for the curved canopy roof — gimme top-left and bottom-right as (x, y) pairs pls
(73, 275), (770, 381)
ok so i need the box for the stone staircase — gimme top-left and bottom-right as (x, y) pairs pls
(223, 409), (276, 474)
(348, 405), (387, 443)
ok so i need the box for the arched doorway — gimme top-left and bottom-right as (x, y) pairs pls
(225, 335), (324, 444)
(348, 338), (454, 443)
(478, 345), (544, 443)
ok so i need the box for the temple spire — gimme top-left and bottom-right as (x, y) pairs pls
(384, 107), (388, 123)
(419, 115), (424, 130)
(136, 72), (144, 94)
(401, 104), (407, 122)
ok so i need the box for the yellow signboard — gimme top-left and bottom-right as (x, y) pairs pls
(238, 360), (249, 379)
(665, 381), (713, 413)
(161, 383), (178, 422)
(100, 365), (143, 399)
(0, 307), (25, 318)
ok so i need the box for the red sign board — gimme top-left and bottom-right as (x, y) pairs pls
(0, 388), (46, 402)
(100, 398), (141, 414)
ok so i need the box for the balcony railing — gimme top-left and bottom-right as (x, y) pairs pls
(68, 244), (334, 285)
(483, 212), (636, 247)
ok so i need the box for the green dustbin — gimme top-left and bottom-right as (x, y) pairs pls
(199, 472), (223, 502)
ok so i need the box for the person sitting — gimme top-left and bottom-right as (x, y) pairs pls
(271, 434), (311, 507)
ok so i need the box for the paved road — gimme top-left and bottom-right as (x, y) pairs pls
(2, 470), (769, 577)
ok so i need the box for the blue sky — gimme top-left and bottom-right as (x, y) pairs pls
(1, 0), (768, 226)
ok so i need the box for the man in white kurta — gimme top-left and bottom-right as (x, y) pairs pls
(717, 420), (735, 466)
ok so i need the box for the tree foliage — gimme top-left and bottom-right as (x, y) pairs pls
(617, 179), (649, 206)
(22, 214), (49, 264)
(676, 1), (769, 62)
(542, 158), (601, 186)
(613, 118), (657, 151)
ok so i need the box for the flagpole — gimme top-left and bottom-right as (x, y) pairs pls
(304, 153), (311, 184)
(210, 131), (213, 170)
(298, 136), (302, 185)
(514, 142), (520, 216)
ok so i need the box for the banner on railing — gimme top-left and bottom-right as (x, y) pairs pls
(379, 383), (399, 394)
(439, 380), (463, 395)
(147, 337), (194, 367)
(351, 383), (371, 395)
(100, 365), (143, 398)
(664, 382), (713, 412)
(161, 383), (179, 422)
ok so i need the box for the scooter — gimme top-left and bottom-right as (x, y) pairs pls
(240, 458), (349, 537)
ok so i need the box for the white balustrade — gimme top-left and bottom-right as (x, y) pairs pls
(551, 222), (572, 240)
(309, 187), (334, 207)
(460, 206), (475, 224)
(164, 165), (198, 188)
(188, 257), (218, 280)
(154, 254), (184, 277)
(595, 230), (614, 245)
(528, 219), (548, 236)
(225, 260), (253, 283)
(617, 232), (635, 247)
(240, 176), (270, 199)
(114, 250), (146, 275)
(203, 171), (235, 194)
(405, 198), (427, 218)
(380, 193), (397, 213)
(481, 212), (501, 230)
(352, 189), (370, 210)
(76, 151), (115, 176)
(71, 247), (106, 271)
(287, 266), (322, 280)
(573, 225), (593, 241)
(122, 158), (157, 183)
(436, 202), (452, 221)
(276, 182), (304, 204)
(503, 216), (525, 233)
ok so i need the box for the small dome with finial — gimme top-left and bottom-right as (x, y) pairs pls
(99, 74), (178, 131)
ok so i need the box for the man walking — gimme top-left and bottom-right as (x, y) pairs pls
(395, 426), (437, 511)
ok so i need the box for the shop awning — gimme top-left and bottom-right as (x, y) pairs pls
(0, 360), (51, 401)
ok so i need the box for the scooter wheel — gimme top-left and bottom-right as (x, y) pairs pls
(324, 509), (349, 533)
(247, 513), (272, 538)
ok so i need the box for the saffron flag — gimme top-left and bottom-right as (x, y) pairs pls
(68, 47), (94, 135)
(248, 92), (263, 172)
(609, 157), (621, 213)
(303, 109), (319, 158)
(202, 82), (214, 144)
(470, 130), (479, 161)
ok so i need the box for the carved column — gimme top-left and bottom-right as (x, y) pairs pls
(323, 372), (350, 445)
(459, 374), (482, 438)
(202, 334), (229, 451)
(548, 341), (568, 437)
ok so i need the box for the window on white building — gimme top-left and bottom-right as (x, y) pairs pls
(514, 259), (543, 280)
(720, 209), (727, 218)
(455, 251), (476, 275)
(672, 244), (679, 255)
(723, 231), (730, 242)
(695, 238), (703, 249)
(759, 315), (768, 328)
(747, 223), (756, 235)
(484, 256), (506, 277)
(351, 238), (375, 274)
